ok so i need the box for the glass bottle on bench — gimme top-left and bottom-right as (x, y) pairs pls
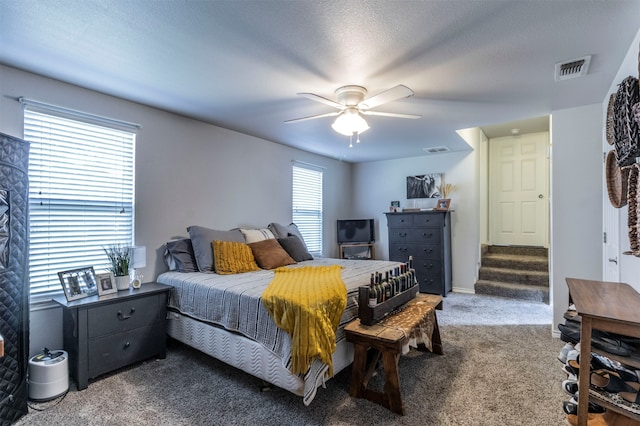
(368, 273), (377, 307)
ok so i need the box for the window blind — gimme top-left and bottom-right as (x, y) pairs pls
(292, 163), (323, 255)
(23, 105), (136, 307)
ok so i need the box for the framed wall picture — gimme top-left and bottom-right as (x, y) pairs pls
(58, 266), (99, 301)
(406, 173), (443, 199)
(96, 272), (118, 296)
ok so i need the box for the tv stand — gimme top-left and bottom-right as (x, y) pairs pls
(339, 243), (375, 260)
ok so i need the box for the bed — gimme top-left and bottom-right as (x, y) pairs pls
(157, 223), (405, 405)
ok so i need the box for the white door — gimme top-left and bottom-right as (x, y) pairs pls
(490, 132), (549, 247)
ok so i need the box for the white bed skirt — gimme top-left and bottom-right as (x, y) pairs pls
(166, 311), (354, 405)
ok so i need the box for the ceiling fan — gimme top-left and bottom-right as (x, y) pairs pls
(285, 85), (421, 142)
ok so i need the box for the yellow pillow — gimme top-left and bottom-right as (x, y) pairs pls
(212, 240), (261, 275)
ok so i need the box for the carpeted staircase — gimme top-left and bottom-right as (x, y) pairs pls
(474, 245), (549, 303)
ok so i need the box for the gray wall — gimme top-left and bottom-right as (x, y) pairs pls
(0, 64), (353, 355)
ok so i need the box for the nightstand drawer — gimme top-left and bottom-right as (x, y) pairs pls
(88, 323), (165, 379)
(88, 294), (163, 338)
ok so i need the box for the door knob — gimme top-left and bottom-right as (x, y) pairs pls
(608, 258), (618, 264)
(538, 194), (543, 199)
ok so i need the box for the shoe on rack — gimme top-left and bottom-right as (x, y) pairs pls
(562, 379), (578, 397)
(591, 352), (639, 383)
(558, 342), (575, 364)
(590, 369), (640, 394)
(562, 399), (606, 415)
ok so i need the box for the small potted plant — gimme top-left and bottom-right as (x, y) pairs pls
(104, 244), (132, 290)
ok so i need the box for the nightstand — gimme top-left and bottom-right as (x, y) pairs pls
(53, 282), (171, 390)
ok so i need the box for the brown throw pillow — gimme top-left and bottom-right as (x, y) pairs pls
(249, 239), (296, 269)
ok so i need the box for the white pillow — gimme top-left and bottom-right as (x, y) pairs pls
(240, 228), (276, 244)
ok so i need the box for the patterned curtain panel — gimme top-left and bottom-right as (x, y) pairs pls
(0, 132), (30, 423)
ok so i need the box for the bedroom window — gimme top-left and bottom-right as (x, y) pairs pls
(22, 99), (138, 307)
(292, 162), (323, 256)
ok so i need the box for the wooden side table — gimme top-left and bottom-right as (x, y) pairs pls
(53, 282), (171, 389)
(345, 294), (443, 415)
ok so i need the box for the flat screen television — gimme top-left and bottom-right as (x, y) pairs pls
(337, 219), (375, 244)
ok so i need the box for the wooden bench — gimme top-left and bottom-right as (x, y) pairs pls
(344, 293), (443, 415)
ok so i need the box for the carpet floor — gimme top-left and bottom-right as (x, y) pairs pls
(18, 292), (567, 425)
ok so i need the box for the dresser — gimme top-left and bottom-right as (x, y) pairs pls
(54, 283), (171, 389)
(385, 211), (452, 296)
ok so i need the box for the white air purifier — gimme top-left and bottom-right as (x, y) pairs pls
(28, 349), (69, 401)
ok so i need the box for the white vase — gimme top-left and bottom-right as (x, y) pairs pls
(114, 275), (130, 291)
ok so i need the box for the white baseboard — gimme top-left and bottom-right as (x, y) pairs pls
(451, 286), (475, 294)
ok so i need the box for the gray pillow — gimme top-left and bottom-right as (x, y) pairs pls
(165, 238), (198, 272)
(278, 236), (313, 262)
(268, 223), (308, 248)
(187, 226), (244, 272)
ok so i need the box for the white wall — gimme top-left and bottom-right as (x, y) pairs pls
(608, 30), (640, 290)
(550, 103), (603, 331)
(0, 65), (353, 356)
(351, 133), (480, 293)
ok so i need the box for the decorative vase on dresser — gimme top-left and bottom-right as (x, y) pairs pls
(385, 211), (452, 296)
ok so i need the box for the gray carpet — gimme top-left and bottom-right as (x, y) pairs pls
(18, 293), (567, 425)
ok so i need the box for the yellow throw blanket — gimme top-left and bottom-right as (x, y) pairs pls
(262, 265), (347, 376)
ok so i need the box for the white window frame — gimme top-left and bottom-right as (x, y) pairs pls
(292, 162), (324, 256)
(22, 99), (138, 308)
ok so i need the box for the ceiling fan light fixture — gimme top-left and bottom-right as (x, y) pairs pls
(331, 108), (369, 136)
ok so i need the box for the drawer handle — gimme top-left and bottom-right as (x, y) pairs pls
(117, 307), (136, 320)
(396, 247), (408, 252)
(423, 248), (433, 254)
(397, 232), (407, 237)
(422, 232), (433, 238)
(424, 263), (434, 269)
(123, 342), (131, 350)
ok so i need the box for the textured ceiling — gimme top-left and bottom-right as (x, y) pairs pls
(1, 0), (638, 162)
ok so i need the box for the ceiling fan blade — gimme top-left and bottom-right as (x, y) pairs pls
(358, 85), (414, 110)
(361, 111), (421, 119)
(297, 93), (344, 109)
(284, 111), (340, 123)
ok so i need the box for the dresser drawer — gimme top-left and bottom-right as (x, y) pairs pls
(389, 243), (415, 261)
(387, 214), (413, 228)
(414, 260), (442, 276)
(88, 294), (164, 338)
(412, 214), (444, 227)
(415, 244), (441, 260)
(416, 275), (442, 295)
(88, 322), (165, 379)
(388, 228), (413, 243)
(410, 228), (441, 244)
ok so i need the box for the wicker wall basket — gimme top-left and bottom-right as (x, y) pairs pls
(606, 93), (615, 145)
(606, 150), (628, 208)
(627, 164), (640, 255)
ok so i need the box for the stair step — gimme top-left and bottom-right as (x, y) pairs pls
(474, 280), (549, 304)
(486, 245), (548, 257)
(481, 253), (548, 272)
(478, 266), (549, 287)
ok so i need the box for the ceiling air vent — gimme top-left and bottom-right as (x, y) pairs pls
(423, 146), (450, 154)
(555, 56), (591, 82)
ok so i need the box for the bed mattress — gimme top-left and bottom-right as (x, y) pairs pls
(158, 257), (403, 404)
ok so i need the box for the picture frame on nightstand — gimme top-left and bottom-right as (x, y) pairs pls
(96, 272), (117, 296)
(58, 266), (99, 301)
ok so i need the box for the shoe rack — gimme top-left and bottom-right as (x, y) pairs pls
(565, 278), (640, 426)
